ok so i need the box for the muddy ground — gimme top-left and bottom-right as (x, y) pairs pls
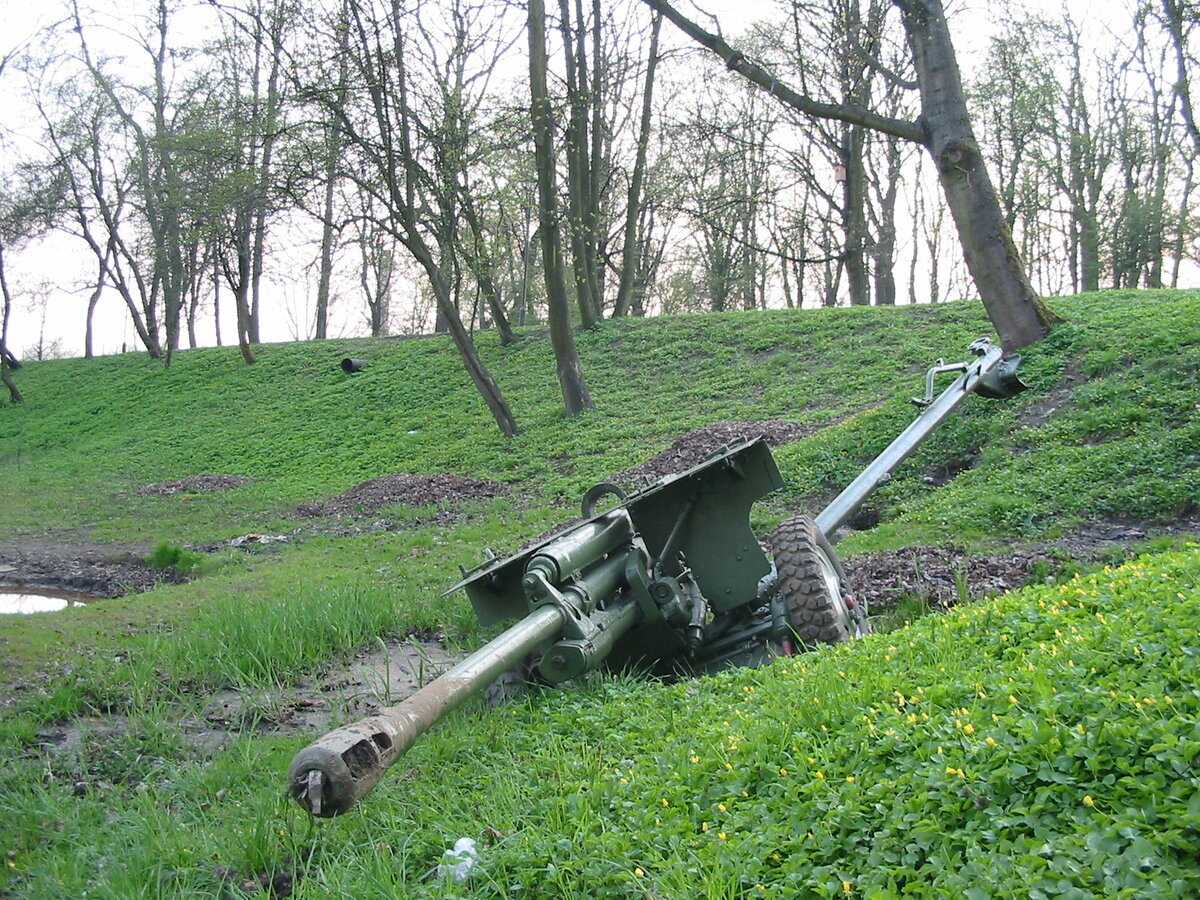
(1, 423), (1189, 608)
(5, 425), (1196, 765)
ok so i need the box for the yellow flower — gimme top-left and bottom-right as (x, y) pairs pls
(717, 803), (727, 812)
(779, 768), (789, 776)
(986, 737), (997, 747)
(702, 822), (710, 832)
(963, 723), (975, 735)
(845, 776), (856, 783)
(634, 868), (644, 877)
(843, 881), (852, 893)
(718, 832), (728, 840)
(691, 756), (700, 764)
(1083, 795), (1095, 807)
(661, 798), (670, 807)
(815, 771), (825, 780)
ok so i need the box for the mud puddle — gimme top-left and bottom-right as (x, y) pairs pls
(38, 634), (464, 762)
(0, 586), (100, 614)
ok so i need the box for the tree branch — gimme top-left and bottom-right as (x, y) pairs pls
(639, 0), (925, 144)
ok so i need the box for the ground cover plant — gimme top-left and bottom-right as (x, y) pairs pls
(0, 290), (1198, 897)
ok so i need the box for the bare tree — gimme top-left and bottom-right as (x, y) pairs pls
(613, 10), (661, 318)
(306, 0), (519, 435)
(530, 0), (593, 416)
(643, 0), (1061, 352)
(1157, 0), (1200, 154)
(27, 69), (164, 358)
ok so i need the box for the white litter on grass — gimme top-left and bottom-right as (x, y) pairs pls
(437, 837), (478, 883)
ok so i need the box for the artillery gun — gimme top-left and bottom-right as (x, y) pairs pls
(288, 338), (1026, 817)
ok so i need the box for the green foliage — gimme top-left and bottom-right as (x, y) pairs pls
(1, 290), (1199, 896)
(146, 541), (204, 575)
(1, 291), (1197, 548)
(4, 548), (1195, 897)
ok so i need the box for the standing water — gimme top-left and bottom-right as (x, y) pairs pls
(0, 588), (95, 614)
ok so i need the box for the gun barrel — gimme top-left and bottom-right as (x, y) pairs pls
(288, 604), (564, 817)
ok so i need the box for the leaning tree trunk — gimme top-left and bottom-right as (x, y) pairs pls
(643, 0), (1061, 353)
(406, 233), (519, 437)
(0, 243), (24, 404)
(897, 0), (1062, 351)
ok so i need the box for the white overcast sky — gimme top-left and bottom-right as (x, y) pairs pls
(0, 0), (1140, 357)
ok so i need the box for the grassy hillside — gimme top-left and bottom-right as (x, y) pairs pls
(2, 291), (1196, 548)
(1, 290), (1198, 897)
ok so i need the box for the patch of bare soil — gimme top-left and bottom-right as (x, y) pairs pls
(184, 633), (461, 750)
(845, 545), (1047, 612)
(616, 421), (816, 484)
(844, 519), (1200, 613)
(36, 633), (462, 762)
(297, 473), (505, 517)
(0, 540), (172, 597)
(137, 474), (253, 496)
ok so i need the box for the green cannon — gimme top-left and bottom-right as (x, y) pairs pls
(288, 338), (1026, 816)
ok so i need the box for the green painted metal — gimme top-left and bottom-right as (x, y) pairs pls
(288, 341), (1027, 818)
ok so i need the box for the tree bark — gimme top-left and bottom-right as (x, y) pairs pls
(895, 0), (1063, 350)
(530, 0), (593, 417)
(314, 166), (338, 340)
(614, 12), (661, 318)
(557, 0), (602, 328)
(0, 242), (24, 403)
(642, 0), (1062, 352)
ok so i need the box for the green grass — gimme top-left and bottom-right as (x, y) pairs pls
(3, 549), (1197, 897)
(1, 289), (1199, 896)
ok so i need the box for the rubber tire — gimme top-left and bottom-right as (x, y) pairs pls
(770, 515), (865, 646)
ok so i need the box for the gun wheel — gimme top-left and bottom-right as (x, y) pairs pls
(770, 515), (869, 647)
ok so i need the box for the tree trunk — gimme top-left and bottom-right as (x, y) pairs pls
(531, 0), (593, 417)
(894, 0), (1061, 350)
(614, 12), (661, 318)
(460, 193), (516, 345)
(0, 243), (24, 403)
(645, 0), (1062, 352)
(314, 155), (338, 340)
(557, 0), (601, 329)
(842, 126), (871, 305)
(403, 228), (518, 436)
